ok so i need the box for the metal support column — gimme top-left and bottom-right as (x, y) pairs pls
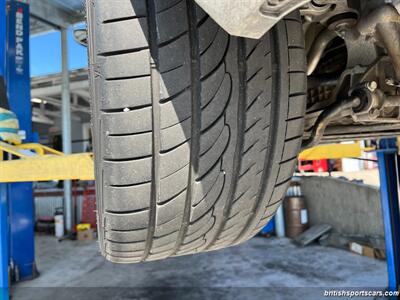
(377, 138), (400, 293)
(61, 28), (73, 232)
(0, 185), (8, 299)
(5, 0), (36, 282)
(0, 0), (8, 296)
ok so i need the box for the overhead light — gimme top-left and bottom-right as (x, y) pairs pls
(32, 98), (42, 103)
(31, 98), (47, 104)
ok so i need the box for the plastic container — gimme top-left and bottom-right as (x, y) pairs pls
(261, 217), (275, 235)
(54, 207), (64, 238)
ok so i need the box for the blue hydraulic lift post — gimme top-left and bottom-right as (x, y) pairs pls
(5, 0), (36, 282)
(0, 0), (9, 298)
(377, 138), (400, 294)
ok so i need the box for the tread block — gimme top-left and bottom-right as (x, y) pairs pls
(99, 77), (152, 110)
(160, 142), (190, 178)
(156, 1), (188, 44)
(103, 157), (152, 186)
(105, 240), (146, 252)
(178, 236), (206, 253)
(104, 132), (152, 160)
(198, 126), (229, 179)
(288, 95), (307, 120)
(246, 46), (267, 80)
(160, 64), (191, 99)
(286, 20), (305, 48)
(277, 158), (297, 183)
(157, 190), (186, 225)
(219, 223), (241, 240)
(200, 62), (226, 108)
(199, 18), (219, 54)
(200, 118), (225, 155)
(96, 18), (149, 54)
(159, 34), (190, 73)
(192, 160), (221, 206)
(160, 165), (189, 203)
(160, 90), (191, 129)
(105, 255), (142, 264)
(288, 48), (306, 72)
(151, 241), (176, 254)
(153, 232), (180, 248)
(98, 50), (151, 79)
(104, 228), (147, 243)
(289, 72), (307, 97)
(101, 106), (153, 135)
(285, 118), (304, 140)
(191, 172), (224, 222)
(105, 210), (149, 231)
(154, 215), (182, 237)
(201, 75), (231, 131)
(282, 138), (302, 161)
(200, 30), (229, 78)
(95, 0), (147, 22)
(161, 118), (191, 152)
(93, 1), (188, 22)
(187, 210), (213, 235)
(104, 182), (151, 212)
(184, 216), (214, 244)
(270, 181), (291, 205)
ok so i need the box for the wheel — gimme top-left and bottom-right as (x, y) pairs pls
(86, 0), (307, 263)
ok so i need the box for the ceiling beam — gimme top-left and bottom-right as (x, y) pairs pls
(72, 90), (91, 104)
(30, 0), (83, 29)
(34, 97), (91, 114)
(31, 80), (89, 98)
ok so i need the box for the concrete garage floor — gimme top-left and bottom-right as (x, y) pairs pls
(14, 235), (387, 300)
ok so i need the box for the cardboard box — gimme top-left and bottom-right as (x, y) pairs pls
(77, 229), (94, 241)
(349, 242), (385, 260)
(76, 223), (91, 232)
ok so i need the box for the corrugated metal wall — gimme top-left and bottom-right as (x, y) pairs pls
(34, 188), (84, 224)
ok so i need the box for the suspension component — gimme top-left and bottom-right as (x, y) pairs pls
(302, 96), (361, 149)
(352, 5), (400, 81)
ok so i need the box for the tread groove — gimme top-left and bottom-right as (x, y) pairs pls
(172, 0), (202, 255)
(142, 0), (161, 261)
(103, 15), (142, 24)
(246, 91), (263, 111)
(98, 47), (150, 57)
(101, 104), (152, 113)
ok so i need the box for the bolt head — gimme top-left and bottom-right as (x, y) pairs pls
(369, 108), (380, 118)
(367, 81), (378, 92)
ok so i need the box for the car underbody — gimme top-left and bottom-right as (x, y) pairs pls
(195, 0), (400, 146)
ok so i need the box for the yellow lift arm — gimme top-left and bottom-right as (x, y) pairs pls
(0, 141), (94, 183)
(299, 142), (364, 161)
(0, 141), (369, 183)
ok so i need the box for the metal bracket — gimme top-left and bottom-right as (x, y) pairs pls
(195, 0), (310, 39)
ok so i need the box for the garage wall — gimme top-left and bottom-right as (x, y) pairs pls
(299, 176), (384, 238)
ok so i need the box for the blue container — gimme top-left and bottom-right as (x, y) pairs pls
(261, 217), (275, 235)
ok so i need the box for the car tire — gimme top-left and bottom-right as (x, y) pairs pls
(86, 0), (307, 263)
